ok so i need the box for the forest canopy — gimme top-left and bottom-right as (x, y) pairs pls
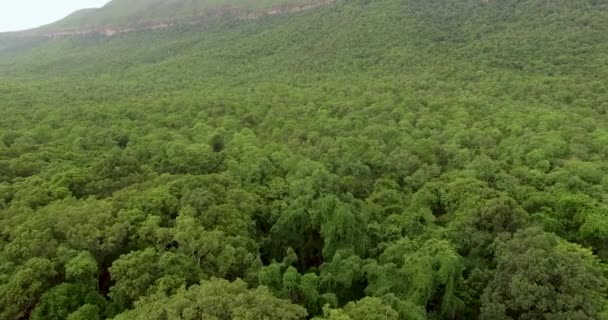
(1, 0), (608, 319)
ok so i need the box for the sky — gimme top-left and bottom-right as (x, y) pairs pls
(0, 0), (111, 32)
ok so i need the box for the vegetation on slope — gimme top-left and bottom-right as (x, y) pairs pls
(39, 0), (322, 32)
(1, 0), (608, 319)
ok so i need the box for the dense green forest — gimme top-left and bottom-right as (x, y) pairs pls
(1, 0), (608, 319)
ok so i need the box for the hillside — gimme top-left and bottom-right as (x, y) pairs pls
(21, 0), (333, 37)
(1, 0), (608, 319)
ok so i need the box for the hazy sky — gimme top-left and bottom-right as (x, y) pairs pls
(0, 0), (111, 32)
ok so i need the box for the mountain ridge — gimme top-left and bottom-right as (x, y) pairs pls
(5, 0), (334, 39)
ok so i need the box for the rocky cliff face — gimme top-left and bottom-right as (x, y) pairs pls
(38, 0), (334, 39)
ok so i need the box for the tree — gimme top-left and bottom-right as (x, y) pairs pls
(108, 248), (202, 310)
(364, 238), (465, 318)
(258, 249), (335, 316)
(481, 228), (608, 320)
(0, 258), (57, 319)
(67, 304), (101, 320)
(314, 297), (399, 320)
(112, 278), (307, 320)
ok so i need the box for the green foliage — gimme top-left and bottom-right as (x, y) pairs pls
(67, 304), (101, 320)
(65, 251), (98, 281)
(0, 258), (58, 319)
(365, 238), (465, 318)
(1, 0), (608, 318)
(481, 228), (608, 320)
(112, 278), (307, 320)
(30, 283), (105, 320)
(315, 297), (400, 320)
